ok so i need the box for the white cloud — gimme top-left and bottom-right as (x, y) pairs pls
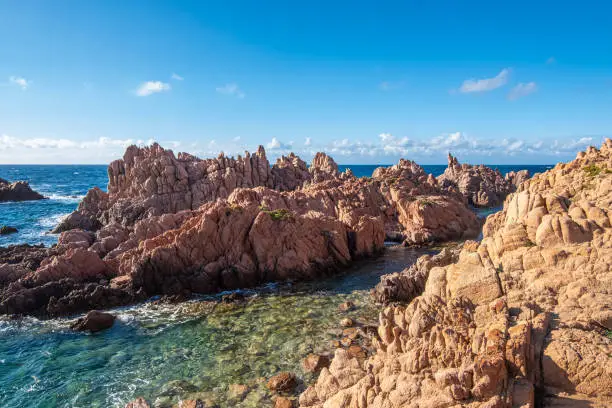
(267, 137), (281, 149)
(459, 68), (510, 93)
(9, 76), (32, 90)
(171, 73), (184, 81)
(508, 82), (537, 100)
(546, 57), (556, 64)
(136, 81), (171, 96)
(304, 137), (312, 146)
(216, 83), (245, 98)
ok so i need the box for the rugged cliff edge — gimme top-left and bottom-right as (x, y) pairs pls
(299, 140), (612, 407)
(0, 144), (481, 317)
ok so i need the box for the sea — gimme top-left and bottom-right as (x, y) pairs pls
(0, 163), (552, 408)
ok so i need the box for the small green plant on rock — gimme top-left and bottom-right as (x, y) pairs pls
(418, 199), (435, 208)
(583, 164), (602, 178)
(263, 208), (293, 221)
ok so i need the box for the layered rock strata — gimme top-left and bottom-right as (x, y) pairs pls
(300, 139), (612, 407)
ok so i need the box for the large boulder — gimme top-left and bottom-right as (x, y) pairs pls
(70, 310), (115, 332)
(0, 178), (45, 202)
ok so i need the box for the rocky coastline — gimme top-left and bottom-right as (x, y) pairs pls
(1, 144), (485, 317)
(3, 141), (610, 407)
(298, 139), (612, 408)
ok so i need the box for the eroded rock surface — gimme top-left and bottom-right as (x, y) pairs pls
(1, 144), (481, 317)
(301, 139), (612, 407)
(438, 153), (528, 207)
(0, 177), (45, 202)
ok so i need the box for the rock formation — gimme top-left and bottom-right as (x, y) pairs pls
(299, 139), (612, 407)
(1, 144), (481, 317)
(0, 177), (45, 202)
(438, 153), (528, 207)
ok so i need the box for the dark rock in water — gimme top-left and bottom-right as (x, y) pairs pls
(221, 291), (247, 303)
(302, 353), (330, 373)
(228, 383), (249, 399)
(267, 372), (297, 392)
(71, 310), (115, 332)
(0, 226), (18, 235)
(124, 397), (150, 408)
(0, 177), (45, 202)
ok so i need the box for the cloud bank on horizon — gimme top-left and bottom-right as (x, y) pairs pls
(0, 132), (605, 165)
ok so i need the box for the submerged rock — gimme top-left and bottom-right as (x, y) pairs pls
(125, 397), (150, 408)
(274, 396), (295, 408)
(71, 310), (115, 332)
(266, 372), (297, 392)
(0, 177), (45, 202)
(302, 354), (330, 373)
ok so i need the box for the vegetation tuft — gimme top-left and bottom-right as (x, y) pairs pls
(583, 164), (602, 178)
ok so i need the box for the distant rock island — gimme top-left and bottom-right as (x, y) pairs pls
(0, 177), (45, 202)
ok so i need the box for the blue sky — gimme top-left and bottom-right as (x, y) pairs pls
(0, 0), (610, 164)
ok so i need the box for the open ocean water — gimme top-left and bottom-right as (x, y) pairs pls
(0, 162), (553, 407)
(0, 164), (552, 247)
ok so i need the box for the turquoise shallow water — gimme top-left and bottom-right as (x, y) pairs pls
(0, 246), (432, 408)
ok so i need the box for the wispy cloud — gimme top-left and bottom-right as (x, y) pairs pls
(216, 83), (245, 98)
(508, 82), (537, 100)
(546, 57), (556, 64)
(136, 81), (171, 96)
(304, 137), (312, 146)
(459, 68), (510, 93)
(171, 73), (184, 81)
(9, 76), (32, 90)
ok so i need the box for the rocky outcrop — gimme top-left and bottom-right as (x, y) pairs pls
(505, 169), (530, 189)
(2, 144), (481, 317)
(300, 139), (612, 407)
(438, 153), (526, 207)
(373, 159), (481, 242)
(0, 177), (45, 202)
(371, 245), (462, 304)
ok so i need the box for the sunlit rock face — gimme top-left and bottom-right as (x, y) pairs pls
(1, 143), (482, 317)
(437, 153), (526, 208)
(300, 139), (612, 408)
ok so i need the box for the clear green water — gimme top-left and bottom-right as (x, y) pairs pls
(0, 245), (434, 408)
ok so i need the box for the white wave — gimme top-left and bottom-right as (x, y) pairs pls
(46, 193), (85, 203)
(37, 213), (69, 229)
